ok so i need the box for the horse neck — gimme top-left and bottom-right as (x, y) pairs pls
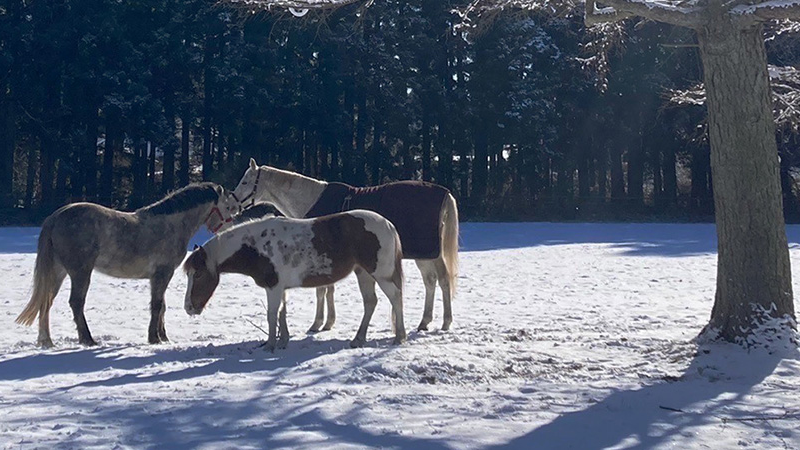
(204, 226), (250, 273)
(138, 202), (213, 241)
(258, 167), (326, 218)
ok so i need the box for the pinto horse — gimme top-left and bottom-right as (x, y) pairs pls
(15, 183), (239, 347)
(183, 210), (406, 351)
(229, 158), (458, 332)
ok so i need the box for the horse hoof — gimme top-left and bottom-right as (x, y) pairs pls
(278, 340), (289, 350)
(307, 327), (321, 334)
(417, 323), (429, 332)
(350, 339), (365, 348)
(308, 322), (323, 333)
(261, 341), (277, 353)
(321, 323), (334, 331)
(38, 338), (54, 349)
(81, 338), (98, 347)
(393, 336), (407, 345)
(441, 323), (451, 332)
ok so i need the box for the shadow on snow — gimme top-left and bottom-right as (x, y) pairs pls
(5, 222), (800, 256)
(487, 344), (798, 450)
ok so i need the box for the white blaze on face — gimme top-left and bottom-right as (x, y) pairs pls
(232, 164), (260, 207)
(185, 269), (196, 314)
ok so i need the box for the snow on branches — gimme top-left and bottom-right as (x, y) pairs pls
(585, 0), (800, 29)
(230, 0), (367, 16)
(670, 65), (800, 130)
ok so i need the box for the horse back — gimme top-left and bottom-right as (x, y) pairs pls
(300, 211), (394, 287)
(305, 181), (449, 259)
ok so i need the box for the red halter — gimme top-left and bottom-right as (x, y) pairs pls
(205, 206), (234, 234)
(230, 168), (262, 211)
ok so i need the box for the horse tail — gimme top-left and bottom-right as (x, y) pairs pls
(16, 218), (59, 326)
(441, 193), (459, 296)
(393, 227), (404, 291)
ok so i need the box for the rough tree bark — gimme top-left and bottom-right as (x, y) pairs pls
(698, 21), (793, 340)
(585, 0), (798, 343)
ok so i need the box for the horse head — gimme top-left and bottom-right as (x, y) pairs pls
(183, 245), (220, 315)
(205, 187), (241, 234)
(231, 158), (265, 210)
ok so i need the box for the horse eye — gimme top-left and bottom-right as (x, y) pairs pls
(241, 182), (248, 185)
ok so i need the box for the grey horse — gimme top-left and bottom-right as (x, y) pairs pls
(15, 182), (238, 347)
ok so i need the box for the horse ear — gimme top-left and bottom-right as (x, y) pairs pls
(249, 158), (257, 170)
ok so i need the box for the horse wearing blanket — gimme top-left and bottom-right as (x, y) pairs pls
(183, 210), (406, 351)
(230, 159), (458, 332)
(15, 183), (239, 347)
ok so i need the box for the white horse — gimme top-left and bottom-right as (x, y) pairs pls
(183, 210), (406, 351)
(230, 158), (459, 332)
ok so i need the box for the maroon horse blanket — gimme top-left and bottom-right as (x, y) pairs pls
(305, 181), (450, 259)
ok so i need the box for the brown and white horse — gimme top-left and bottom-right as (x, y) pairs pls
(15, 183), (240, 347)
(183, 210), (406, 351)
(229, 159), (458, 332)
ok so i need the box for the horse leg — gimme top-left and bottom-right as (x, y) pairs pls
(263, 287), (283, 352)
(351, 269), (379, 348)
(37, 268), (66, 348)
(376, 277), (406, 345)
(278, 291), (290, 349)
(415, 260), (437, 331)
(435, 258), (453, 331)
(309, 287), (326, 333)
(148, 269), (173, 344)
(68, 269), (96, 346)
(322, 284), (336, 331)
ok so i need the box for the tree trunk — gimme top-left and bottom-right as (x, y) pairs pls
(84, 106), (99, 201)
(341, 86), (355, 183)
(627, 140), (644, 206)
(163, 109), (176, 193)
(652, 146), (663, 207)
(578, 149), (590, 200)
(472, 126), (488, 203)
(202, 38), (214, 181)
(597, 147), (608, 201)
(148, 141), (156, 200)
(421, 114), (432, 182)
(698, 21), (794, 341)
(610, 145), (625, 202)
(370, 116), (384, 184)
(0, 97), (14, 207)
(354, 91), (367, 185)
(663, 143), (677, 208)
(25, 144), (36, 209)
(39, 132), (55, 210)
(180, 115), (191, 187)
(131, 139), (147, 209)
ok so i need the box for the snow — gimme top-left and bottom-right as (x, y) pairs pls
(2, 222), (800, 449)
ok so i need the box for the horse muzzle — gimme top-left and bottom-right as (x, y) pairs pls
(184, 303), (202, 316)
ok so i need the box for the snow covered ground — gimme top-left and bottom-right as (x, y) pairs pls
(1, 223), (799, 449)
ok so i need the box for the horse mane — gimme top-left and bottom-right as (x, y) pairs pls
(236, 203), (282, 223)
(137, 182), (220, 216)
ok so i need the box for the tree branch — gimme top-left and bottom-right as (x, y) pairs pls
(732, 0), (800, 21)
(233, 0), (365, 11)
(585, 0), (635, 25)
(586, 0), (705, 28)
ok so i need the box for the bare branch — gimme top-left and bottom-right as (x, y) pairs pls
(585, 0), (635, 25)
(587, 0), (705, 28)
(669, 65), (800, 131)
(232, 0), (365, 12)
(732, 0), (800, 21)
